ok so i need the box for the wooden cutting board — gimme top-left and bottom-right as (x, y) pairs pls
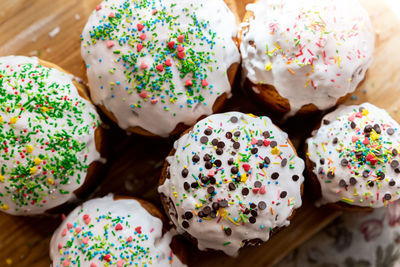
(0, 0), (398, 266)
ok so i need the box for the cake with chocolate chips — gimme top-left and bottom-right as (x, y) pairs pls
(50, 195), (186, 266)
(81, 0), (240, 137)
(158, 112), (305, 256)
(306, 103), (400, 210)
(239, 0), (374, 116)
(0, 56), (104, 216)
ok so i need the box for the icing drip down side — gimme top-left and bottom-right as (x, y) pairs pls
(240, 0), (374, 115)
(159, 112), (305, 256)
(81, 0), (240, 136)
(307, 103), (400, 208)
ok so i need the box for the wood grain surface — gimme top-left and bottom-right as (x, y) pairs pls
(0, 0), (398, 266)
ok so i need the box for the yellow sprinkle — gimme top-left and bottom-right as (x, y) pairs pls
(47, 178), (55, 185)
(30, 167), (37, 174)
(41, 107), (49, 113)
(0, 175), (4, 183)
(273, 42), (281, 49)
(0, 116), (3, 123)
(321, 143), (326, 152)
(265, 62), (272, 71)
(1, 204), (9, 210)
(26, 145), (34, 153)
(241, 173), (248, 183)
(305, 79), (310, 88)
(34, 158), (42, 165)
(5, 258), (12, 265)
(271, 147), (280, 155)
(362, 109), (369, 116)
(247, 113), (257, 118)
(228, 217), (240, 226)
(342, 197), (354, 203)
(10, 117), (18, 124)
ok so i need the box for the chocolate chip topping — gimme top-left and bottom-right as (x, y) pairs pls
(185, 211), (193, 220)
(280, 191), (287, 198)
(233, 142), (240, 149)
(271, 172), (279, 180)
(349, 177), (357, 185)
(224, 228), (232, 236)
(281, 158), (287, 167)
(242, 188), (249, 195)
(182, 221), (190, 229)
(181, 168), (189, 178)
(292, 175), (299, 181)
(230, 116), (238, 123)
(258, 201), (266, 210)
(192, 155), (200, 163)
(204, 128), (212, 135)
(387, 128), (395, 135)
(228, 182), (236, 191)
(254, 181), (262, 188)
(200, 136), (208, 144)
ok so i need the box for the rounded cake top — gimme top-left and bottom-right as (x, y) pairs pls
(158, 112), (305, 256)
(306, 103), (400, 208)
(81, 0), (240, 137)
(240, 0), (374, 115)
(0, 56), (100, 215)
(50, 195), (185, 267)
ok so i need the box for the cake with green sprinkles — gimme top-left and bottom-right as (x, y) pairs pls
(0, 56), (101, 215)
(239, 0), (375, 116)
(50, 195), (186, 267)
(158, 112), (305, 256)
(306, 103), (400, 209)
(81, 0), (240, 137)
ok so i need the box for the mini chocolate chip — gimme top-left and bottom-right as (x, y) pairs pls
(389, 180), (396, 186)
(259, 163), (264, 169)
(387, 128), (395, 135)
(231, 166), (239, 174)
(228, 158), (234, 165)
(264, 157), (271, 165)
(205, 161), (212, 169)
(249, 217), (256, 224)
(251, 210), (258, 217)
(217, 141), (225, 148)
(368, 181), (374, 187)
(292, 175), (299, 181)
(192, 155), (200, 163)
(234, 131), (241, 137)
(254, 181), (262, 188)
(339, 179), (347, 187)
(364, 125), (373, 133)
(320, 158), (325, 165)
(209, 176), (216, 184)
(181, 169), (189, 178)
(362, 170), (370, 178)
(200, 136), (208, 144)
(393, 149), (398, 156)
(327, 171), (335, 179)
(374, 124), (382, 134)
(207, 187), (215, 194)
(323, 119), (330, 125)
(182, 221), (190, 229)
(226, 132), (232, 139)
(349, 177), (357, 185)
(216, 148), (223, 155)
(203, 206), (211, 215)
(384, 193), (392, 200)
(391, 160), (399, 169)
(270, 141), (277, 148)
(350, 121), (356, 129)
(230, 116), (238, 123)
(210, 211), (217, 218)
(263, 131), (270, 138)
(332, 137), (338, 144)
(280, 191), (287, 198)
(271, 172), (279, 179)
(200, 176), (209, 184)
(191, 182), (198, 189)
(228, 182), (236, 191)
(233, 142), (240, 149)
(184, 182), (190, 190)
(211, 139), (218, 146)
(257, 140), (263, 146)
(396, 168), (400, 174)
(214, 160), (222, 167)
(242, 188), (249, 195)
(341, 159), (348, 166)
(258, 201), (267, 210)
(219, 200), (228, 208)
(203, 154), (211, 161)
(250, 203), (257, 209)
(198, 211), (205, 218)
(378, 171), (385, 180)
(281, 158), (288, 167)
(224, 228), (232, 236)
(212, 202), (220, 210)
(204, 128), (212, 135)
(185, 211), (193, 220)
(251, 148), (258, 154)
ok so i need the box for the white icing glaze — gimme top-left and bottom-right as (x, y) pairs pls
(0, 56), (100, 215)
(306, 103), (400, 208)
(50, 195), (185, 267)
(240, 0), (374, 115)
(81, 0), (240, 137)
(158, 112), (305, 256)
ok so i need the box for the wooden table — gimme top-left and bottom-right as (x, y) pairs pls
(0, 0), (398, 266)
